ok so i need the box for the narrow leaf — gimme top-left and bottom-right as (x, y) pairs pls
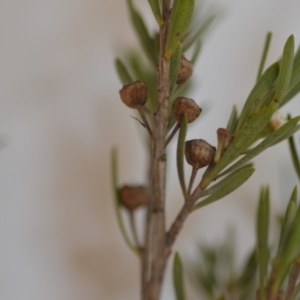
(219, 116), (300, 177)
(280, 81), (300, 106)
(288, 48), (300, 90)
(183, 14), (216, 52)
(165, 0), (195, 60)
(201, 105), (276, 188)
(274, 200), (300, 289)
(238, 249), (257, 287)
(281, 80), (300, 106)
(126, 0), (157, 64)
(289, 134), (300, 181)
(111, 148), (139, 255)
(177, 114), (188, 200)
(272, 124), (300, 145)
(173, 252), (186, 300)
(202, 164), (253, 197)
(274, 35), (295, 105)
(148, 0), (163, 26)
(236, 62), (279, 134)
(169, 43), (182, 93)
(226, 105), (238, 134)
(194, 166), (255, 210)
(115, 58), (133, 84)
(256, 187), (270, 297)
(256, 32), (272, 81)
(295, 43), (300, 65)
(276, 186), (298, 258)
(190, 40), (202, 64)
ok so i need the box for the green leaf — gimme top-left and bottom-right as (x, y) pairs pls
(165, 0), (195, 60)
(238, 249), (257, 287)
(148, 0), (163, 26)
(256, 32), (272, 81)
(202, 164), (253, 197)
(183, 14), (216, 52)
(226, 105), (238, 134)
(190, 40), (202, 64)
(126, 0), (157, 65)
(272, 124), (300, 145)
(173, 252), (186, 300)
(294, 43), (300, 65)
(169, 43), (182, 93)
(274, 35), (295, 105)
(276, 186), (298, 258)
(281, 80), (300, 106)
(274, 198), (300, 290)
(280, 44), (300, 106)
(256, 187), (269, 298)
(177, 114), (188, 200)
(193, 166), (255, 210)
(115, 58), (133, 84)
(288, 49), (300, 90)
(218, 116), (300, 177)
(289, 134), (300, 181)
(201, 105), (276, 188)
(111, 148), (140, 255)
(236, 62), (280, 134)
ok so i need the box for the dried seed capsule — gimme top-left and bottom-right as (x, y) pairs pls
(215, 128), (230, 163)
(172, 97), (201, 123)
(176, 56), (193, 84)
(185, 139), (215, 169)
(119, 80), (147, 109)
(119, 185), (149, 211)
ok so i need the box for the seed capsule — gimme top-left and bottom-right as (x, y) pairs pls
(176, 56), (193, 84)
(185, 139), (215, 169)
(119, 80), (147, 109)
(172, 97), (201, 123)
(215, 128), (230, 163)
(119, 185), (149, 211)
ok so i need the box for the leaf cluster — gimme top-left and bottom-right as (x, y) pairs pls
(173, 185), (300, 300)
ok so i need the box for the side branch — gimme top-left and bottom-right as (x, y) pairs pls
(165, 197), (198, 260)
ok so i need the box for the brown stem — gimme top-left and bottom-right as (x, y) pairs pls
(285, 261), (300, 300)
(141, 1), (171, 299)
(164, 190), (203, 261)
(187, 167), (198, 196)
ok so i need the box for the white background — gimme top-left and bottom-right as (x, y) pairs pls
(0, 0), (300, 299)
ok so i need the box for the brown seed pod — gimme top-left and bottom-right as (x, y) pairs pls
(119, 185), (149, 211)
(172, 97), (201, 123)
(119, 80), (147, 109)
(215, 128), (230, 163)
(185, 139), (215, 169)
(176, 56), (193, 84)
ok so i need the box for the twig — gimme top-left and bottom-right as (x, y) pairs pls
(142, 1), (172, 299)
(164, 190), (203, 260)
(187, 167), (198, 196)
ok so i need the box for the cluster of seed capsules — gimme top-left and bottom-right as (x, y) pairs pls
(118, 55), (230, 210)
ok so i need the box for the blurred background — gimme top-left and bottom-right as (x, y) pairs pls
(0, 0), (300, 299)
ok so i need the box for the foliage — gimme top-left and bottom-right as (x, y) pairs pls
(111, 1), (300, 299)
